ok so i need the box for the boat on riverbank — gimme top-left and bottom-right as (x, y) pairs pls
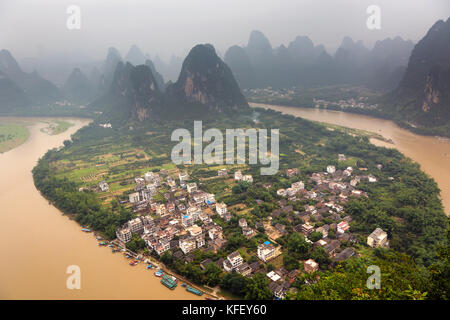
(161, 275), (177, 290)
(154, 269), (163, 277)
(186, 285), (203, 296)
(129, 260), (138, 266)
(81, 228), (91, 232)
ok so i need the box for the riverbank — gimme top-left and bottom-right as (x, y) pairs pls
(251, 103), (450, 216)
(249, 101), (450, 139)
(77, 227), (223, 300)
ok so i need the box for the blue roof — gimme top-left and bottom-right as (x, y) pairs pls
(184, 215), (188, 219)
(264, 241), (271, 245)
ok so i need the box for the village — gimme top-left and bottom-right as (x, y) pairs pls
(95, 152), (390, 300)
(244, 86), (380, 111)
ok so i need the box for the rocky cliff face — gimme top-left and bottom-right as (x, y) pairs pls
(383, 18), (450, 127)
(166, 44), (248, 112)
(108, 62), (162, 121)
(93, 44), (248, 122)
(145, 59), (165, 92)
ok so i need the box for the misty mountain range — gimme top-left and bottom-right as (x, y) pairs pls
(0, 18), (449, 135)
(224, 30), (415, 90)
(0, 31), (414, 111)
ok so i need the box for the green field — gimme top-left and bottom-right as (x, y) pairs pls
(0, 123), (30, 153)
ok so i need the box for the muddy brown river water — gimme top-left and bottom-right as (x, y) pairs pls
(0, 117), (201, 299)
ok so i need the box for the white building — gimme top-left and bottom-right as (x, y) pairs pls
(223, 251), (243, 272)
(304, 259), (319, 273)
(266, 271), (281, 282)
(187, 182), (198, 193)
(208, 226), (223, 240)
(128, 218), (144, 234)
(215, 202), (227, 217)
(116, 227), (132, 243)
(238, 218), (247, 228)
(257, 242), (276, 262)
(179, 171), (189, 184)
(367, 228), (389, 248)
(129, 192), (140, 204)
(187, 224), (202, 237)
(327, 165), (336, 174)
(218, 168), (228, 177)
(99, 181), (109, 192)
(181, 214), (194, 227)
(291, 181), (305, 191)
(205, 193), (216, 205)
(179, 237), (196, 254)
(155, 239), (170, 256)
(234, 170), (243, 181)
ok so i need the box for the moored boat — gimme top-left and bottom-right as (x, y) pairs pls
(161, 275), (177, 290)
(186, 285), (203, 296)
(129, 259), (138, 266)
(81, 228), (91, 232)
(154, 270), (163, 277)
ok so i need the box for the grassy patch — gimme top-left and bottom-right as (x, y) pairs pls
(40, 120), (74, 135)
(0, 123), (29, 153)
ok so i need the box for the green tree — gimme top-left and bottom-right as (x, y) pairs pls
(309, 231), (323, 242)
(245, 273), (273, 300)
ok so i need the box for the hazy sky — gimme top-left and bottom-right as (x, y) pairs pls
(1, 0), (449, 63)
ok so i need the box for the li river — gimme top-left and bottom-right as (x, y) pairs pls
(0, 118), (201, 299)
(1, 106), (449, 299)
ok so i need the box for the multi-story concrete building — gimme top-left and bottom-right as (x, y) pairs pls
(257, 242), (276, 262)
(223, 251), (243, 272)
(215, 202), (227, 217)
(367, 228), (389, 248)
